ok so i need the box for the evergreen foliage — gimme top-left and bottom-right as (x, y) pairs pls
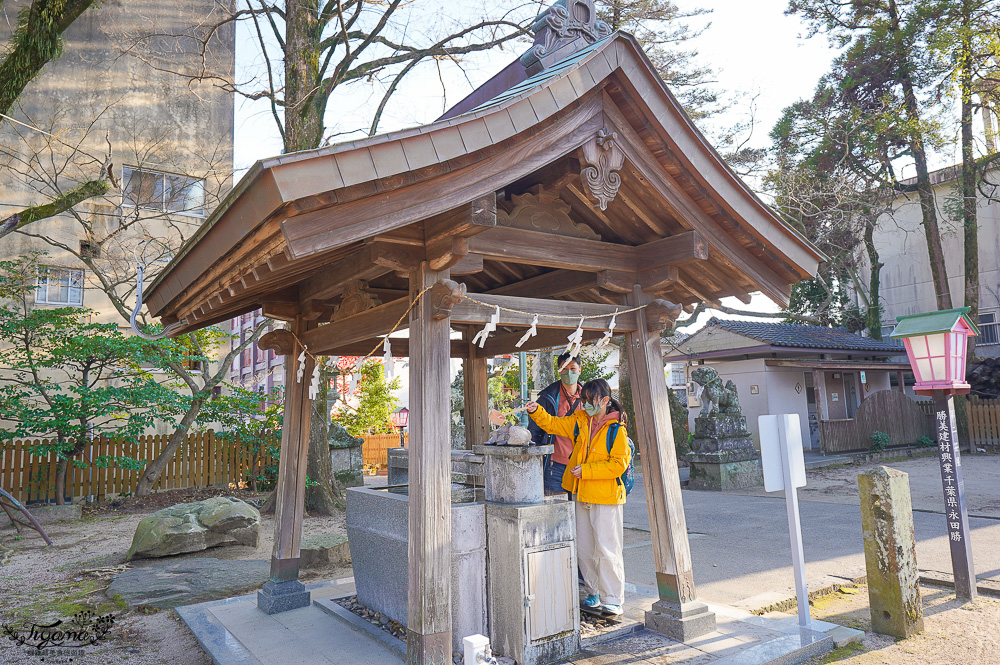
(333, 359), (400, 437)
(202, 386), (283, 492)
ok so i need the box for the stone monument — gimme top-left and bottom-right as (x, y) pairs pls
(687, 367), (763, 491)
(329, 422), (364, 488)
(858, 466), (923, 638)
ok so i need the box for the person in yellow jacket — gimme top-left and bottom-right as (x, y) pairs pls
(526, 378), (630, 616)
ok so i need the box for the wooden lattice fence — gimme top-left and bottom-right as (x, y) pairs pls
(0, 431), (277, 504)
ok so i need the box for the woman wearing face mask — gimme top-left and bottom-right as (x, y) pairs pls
(525, 378), (630, 616)
(527, 353), (584, 496)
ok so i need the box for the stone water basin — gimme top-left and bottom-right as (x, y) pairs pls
(345, 484), (487, 651)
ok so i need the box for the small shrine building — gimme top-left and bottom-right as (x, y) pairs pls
(143, 2), (824, 662)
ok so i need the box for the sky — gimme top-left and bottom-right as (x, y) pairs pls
(230, 0), (841, 322)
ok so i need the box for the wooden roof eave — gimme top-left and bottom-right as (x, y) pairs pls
(602, 37), (825, 281)
(146, 32), (825, 328)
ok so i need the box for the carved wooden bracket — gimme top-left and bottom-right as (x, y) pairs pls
(332, 279), (382, 321)
(581, 129), (625, 211)
(646, 299), (683, 333)
(427, 236), (469, 271)
(430, 279), (467, 320)
(258, 329), (296, 356)
(497, 185), (600, 240)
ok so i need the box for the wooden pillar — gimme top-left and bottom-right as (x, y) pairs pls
(623, 287), (715, 640)
(407, 262), (453, 663)
(897, 370), (906, 393)
(464, 346), (490, 449)
(258, 316), (314, 614)
(813, 369), (830, 419)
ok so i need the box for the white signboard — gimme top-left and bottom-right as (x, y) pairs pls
(759, 414), (807, 492)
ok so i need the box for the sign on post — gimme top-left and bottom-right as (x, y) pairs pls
(759, 414), (811, 628)
(759, 414), (806, 492)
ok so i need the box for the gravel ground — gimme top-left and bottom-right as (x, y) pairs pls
(0, 486), (346, 665)
(801, 583), (1000, 664)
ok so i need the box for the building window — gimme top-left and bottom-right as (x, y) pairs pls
(36, 266), (84, 306)
(980, 312), (998, 346)
(122, 166), (205, 217)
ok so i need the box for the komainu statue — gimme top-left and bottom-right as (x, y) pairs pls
(691, 366), (741, 416)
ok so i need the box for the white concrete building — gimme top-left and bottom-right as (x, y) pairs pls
(664, 318), (909, 450)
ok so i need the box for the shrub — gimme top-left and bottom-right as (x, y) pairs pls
(917, 435), (935, 448)
(870, 430), (891, 452)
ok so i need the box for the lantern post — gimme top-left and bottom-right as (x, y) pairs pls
(891, 307), (979, 601)
(392, 407), (409, 449)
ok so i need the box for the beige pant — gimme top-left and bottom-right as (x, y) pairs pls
(575, 501), (625, 605)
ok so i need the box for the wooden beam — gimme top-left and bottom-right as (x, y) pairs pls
(311, 337), (469, 358)
(426, 236), (468, 271)
(639, 265), (679, 293)
(423, 194), (497, 246)
(451, 293), (638, 332)
(299, 242), (421, 303)
(637, 230), (709, 268)
(623, 286), (714, 638)
(406, 261), (453, 660)
(301, 297), (409, 355)
(487, 269), (597, 298)
(450, 253), (483, 275)
(468, 226), (635, 273)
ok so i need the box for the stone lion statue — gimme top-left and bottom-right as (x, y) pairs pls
(691, 366), (741, 417)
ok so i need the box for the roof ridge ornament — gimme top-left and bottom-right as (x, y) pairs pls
(520, 0), (611, 75)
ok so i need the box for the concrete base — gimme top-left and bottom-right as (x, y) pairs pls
(257, 580), (310, 615)
(687, 457), (764, 492)
(645, 599), (717, 642)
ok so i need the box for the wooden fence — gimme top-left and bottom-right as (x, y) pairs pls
(362, 433), (407, 469)
(0, 432), (277, 504)
(819, 389), (934, 453)
(967, 396), (1000, 447)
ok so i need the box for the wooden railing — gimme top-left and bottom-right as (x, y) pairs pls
(819, 389), (934, 453)
(0, 432), (277, 504)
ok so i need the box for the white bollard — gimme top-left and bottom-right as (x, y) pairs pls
(463, 634), (490, 665)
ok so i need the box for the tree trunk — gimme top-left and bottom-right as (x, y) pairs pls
(305, 365), (342, 514)
(135, 394), (207, 496)
(54, 458), (68, 506)
(283, 0), (327, 153)
(960, 0), (979, 360)
(262, 364), (342, 515)
(537, 349), (555, 388)
(616, 340), (637, 432)
(889, 0), (952, 311)
(864, 217), (884, 340)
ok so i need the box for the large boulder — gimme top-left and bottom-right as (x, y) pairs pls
(299, 533), (350, 569)
(126, 496), (260, 561)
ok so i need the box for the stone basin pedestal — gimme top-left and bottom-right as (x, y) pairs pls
(687, 414), (763, 491)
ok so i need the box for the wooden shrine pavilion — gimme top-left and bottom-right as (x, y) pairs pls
(144, 2), (823, 661)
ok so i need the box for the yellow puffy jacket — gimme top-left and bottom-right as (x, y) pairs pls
(529, 406), (630, 505)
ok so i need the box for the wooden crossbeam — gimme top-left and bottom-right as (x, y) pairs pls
(487, 269), (597, 298)
(301, 297), (409, 354)
(468, 227), (634, 273)
(468, 227), (708, 276)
